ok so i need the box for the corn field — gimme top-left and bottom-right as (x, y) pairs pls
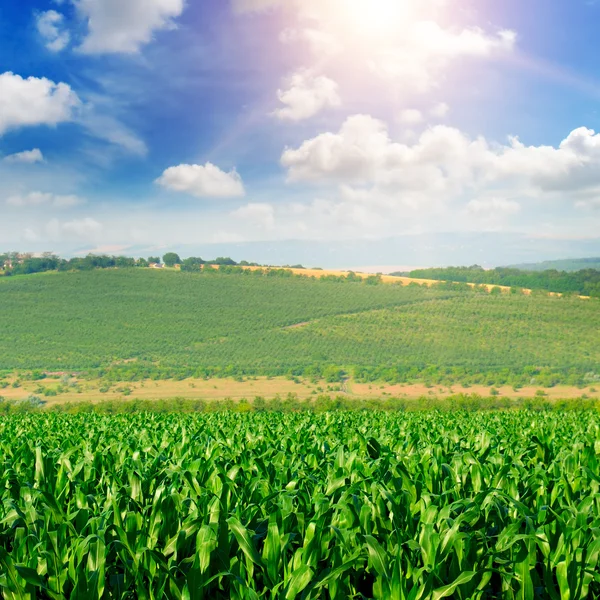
(1, 411), (599, 599)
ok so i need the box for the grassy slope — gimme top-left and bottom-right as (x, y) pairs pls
(0, 269), (599, 378)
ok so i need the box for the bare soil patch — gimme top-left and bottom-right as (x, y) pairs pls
(352, 382), (600, 400)
(3, 376), (598, 406)
(283, 321), (311, 330)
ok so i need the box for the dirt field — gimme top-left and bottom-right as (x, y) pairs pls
(237, 265), (517, 292)
(224, 265), (589, 297)
(2, 376), (598, 406)
(350, 382), (600, 400)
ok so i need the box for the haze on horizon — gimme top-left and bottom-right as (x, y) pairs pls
(1, 0), (600, 266)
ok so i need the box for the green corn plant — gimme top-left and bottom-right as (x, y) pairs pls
(0, 411), (599, 598)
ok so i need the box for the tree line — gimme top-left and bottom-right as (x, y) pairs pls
(407, 264), (600, 297)
(0, 252), (261, 277)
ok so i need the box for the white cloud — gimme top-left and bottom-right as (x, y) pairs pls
(281, 114), (402, 184)
(368, 24), (515, 91)
(0, 72), (80, 136)
(398, 109), (424, 125)
(74, 0), (185, 54)
(3, 149), (45, 164)
(62, 217), (103, 237)
(156, 162), (246, 198)
(279, 28), (341, 57)
(77, 106), (148, 156)
(495, 128), (600, 192)
(46, 217), (103, 241)
(230, 197), (387, 240)
(232, 203), (275, 228)
(431, 102), (450, 118)
(247, 0), (516, 94)
(0, 73), (144, 156)
(36, 10), (70, 52)
(6, 192), (85, 209)
(291, 197), (385, 230)
(282, 115), (600, 210)
(412, 23), (516, 58)
(274, 70), (341, 121)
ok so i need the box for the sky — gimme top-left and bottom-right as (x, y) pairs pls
(1, 0), (600, 267)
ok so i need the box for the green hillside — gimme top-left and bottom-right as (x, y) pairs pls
(507, 257), (600, 272)
(1, 269), (599, 386)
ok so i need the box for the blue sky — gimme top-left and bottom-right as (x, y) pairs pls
(1, 0), (600, 266)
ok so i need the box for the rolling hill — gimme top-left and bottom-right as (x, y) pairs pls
(0, 268), (599, 386)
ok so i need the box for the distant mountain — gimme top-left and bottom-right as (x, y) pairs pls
(507, 257), (600, 272)
(16, 232), (600, 271)
(68, 232), (600, 271)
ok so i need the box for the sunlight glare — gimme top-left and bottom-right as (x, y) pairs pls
(342, 0), (414, 36)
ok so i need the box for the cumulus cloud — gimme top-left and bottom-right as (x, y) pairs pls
(36, 10), (70, 52)
(281, 114), (401, 184)
(494, 128), (600, 193)
(274, 70), (341, 121)
(6, 192), (85, 209)
(3, 149), (45, 164)
(282, 115), (600, 208)
(75, 0), (185, 54)
(156, 162), (246, 198)
(0, 72), (145, 155)
(0, 72), (80, 136)
(411, 23), (516, 58)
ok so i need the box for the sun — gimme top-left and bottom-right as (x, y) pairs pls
(342, 0), (413, 35)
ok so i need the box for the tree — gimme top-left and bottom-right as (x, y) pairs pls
(115, 256), (136, 268)
(184, 256), (205, 265)
(213, 257), (237, 266)
(181, 258), (202, 272)
(163, 253), (182, 267)
(148, 257), (160, 265)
